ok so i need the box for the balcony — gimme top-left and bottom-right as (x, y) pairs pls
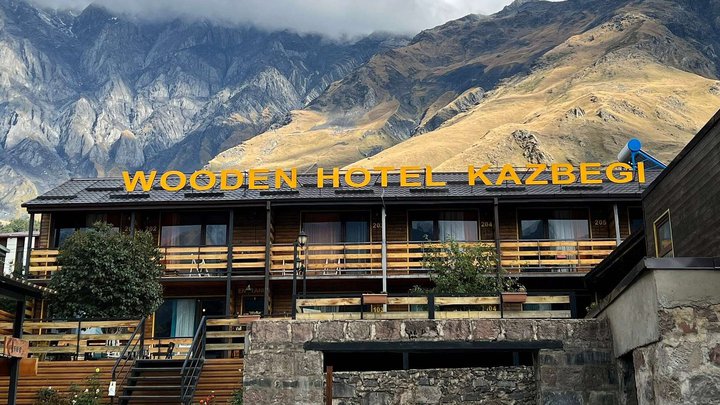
(27, 245), (266, 280)
(269, 239), (617, 277)
(294, 293), (573, 320)
(28, 239), (617, 281)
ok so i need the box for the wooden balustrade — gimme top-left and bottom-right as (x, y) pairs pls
(28, 245), (266, 280)
(28, 239), (617, 280)
(0, 316), (256, 360)
(0, 319), (139, 359)
(294, 295), (572, 320)
(500, 239), (617, 273)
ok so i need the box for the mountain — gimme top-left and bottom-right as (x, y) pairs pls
(209, 0), (720, 172)
(0, 0), (404, 217)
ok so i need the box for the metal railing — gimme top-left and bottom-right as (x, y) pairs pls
(109, 317), (146, 405)
(180, 316), (207, 404)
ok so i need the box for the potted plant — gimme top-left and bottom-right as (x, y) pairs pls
(501, 277), (527, 304)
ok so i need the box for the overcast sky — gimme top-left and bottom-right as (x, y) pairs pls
(29, 0), (533, 37)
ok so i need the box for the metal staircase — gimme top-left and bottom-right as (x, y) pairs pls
(110, 317), (207, 404)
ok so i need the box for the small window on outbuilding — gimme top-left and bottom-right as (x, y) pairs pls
(653, 211), (673, 258)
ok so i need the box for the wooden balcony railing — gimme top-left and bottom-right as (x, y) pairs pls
(500, 239), (617, 273)
(28, 245), (266, 280)
(29, 239), (617, 280)
(0, 316), (256, 360)
(269, 239), (616, 276)
(294, 294), (573, 320)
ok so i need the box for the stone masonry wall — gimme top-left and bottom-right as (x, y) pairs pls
(632, 304), (720, 405)
(332, 367), (536, 404)
(243, 318), (620, 405)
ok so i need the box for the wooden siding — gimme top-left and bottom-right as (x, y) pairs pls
(272, 207), (301, 244)
(37, 213), (51, 249)
(233, 208), (266, 245)
(643, 119), (720, 256)
(385, 207), (407, 242)
(0, 358), (242, 404)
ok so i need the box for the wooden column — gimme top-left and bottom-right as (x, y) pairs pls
(263, 202), (272, 316)
(129, 211), (136, 237)
(613, 204), (622, 245)
(8, 299), (25, 405)
(493, 198), (502, 277)
(24, 213), (35, 277)
(225, 209), (234, 316)
(381, 205), (387, 294)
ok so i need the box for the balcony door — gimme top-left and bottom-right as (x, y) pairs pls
(519, 209), (590, 241)
(302, 212), (370, 245)
(160, 212), (227, 247)
(409, 211), (479, 242)
(154, 297), (225, 338)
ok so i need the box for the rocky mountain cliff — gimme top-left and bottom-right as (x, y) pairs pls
(210, 0), (720, 172)
(0, 0), (404, 217)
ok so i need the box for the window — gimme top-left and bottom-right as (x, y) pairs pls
(52, 212), (131, 247)
(302, 212), (370, 244)
(154, 298), (225, 338)
(409, 211), (479, 241)
(518, 209), (590, 240)
(160, 212), (227, 246)
(654, 211), (673, 258)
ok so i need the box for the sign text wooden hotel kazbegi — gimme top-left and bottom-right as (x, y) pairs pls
(122, 163), (647, 192)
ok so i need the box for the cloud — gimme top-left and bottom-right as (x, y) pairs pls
(29, 0), (522, 37)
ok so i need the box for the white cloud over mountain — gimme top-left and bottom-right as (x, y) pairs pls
(29, 0), (526, 37)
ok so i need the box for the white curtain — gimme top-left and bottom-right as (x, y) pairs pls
(438, 212), (478, 241)
(174, 299), (196, 337)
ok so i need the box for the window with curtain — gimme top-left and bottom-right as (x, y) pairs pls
(154, 298), (225, 338)
(160, 212), (227, 246)
(409, 211), (479, 241)
(302, 212), (370, 244)
(519, 209), (590, 240)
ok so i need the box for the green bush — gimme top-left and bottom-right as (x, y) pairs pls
(47, 222), (163, 318)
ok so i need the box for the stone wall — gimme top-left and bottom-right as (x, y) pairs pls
(632, 304), (720, 404)
(243, 318), (620, 404)
(332, 367), (536, 404)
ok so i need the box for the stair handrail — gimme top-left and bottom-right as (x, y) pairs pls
(109, 316), (146, 405)
(180, 315), (207, 404)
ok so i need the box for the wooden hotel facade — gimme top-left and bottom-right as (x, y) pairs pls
(21, 169), (653, 327)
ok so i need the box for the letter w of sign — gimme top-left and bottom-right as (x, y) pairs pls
(122, 171), (157, 192)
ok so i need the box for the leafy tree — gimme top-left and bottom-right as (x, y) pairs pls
(414, 239), (524, 295)
(47, 222), (163, 319)
(0, 217), (39, 233)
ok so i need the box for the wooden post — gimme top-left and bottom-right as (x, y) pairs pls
(129, 211), (136, 237)
(381, 205), (387, 294)
(493, 198), (502, 282)
(613, 204), (622, 245)
(325, 365), (333, 405)
(24, 213), (35, 277)
(263, 202), (272, 317)
(226, 209), (234, 316)
(7, 299), (25, 405)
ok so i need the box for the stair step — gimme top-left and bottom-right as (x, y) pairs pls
(124, 385), (182, 390)
(133, 367), (184, 372)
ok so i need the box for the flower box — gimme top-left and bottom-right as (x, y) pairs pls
(501, 291), (528, 304)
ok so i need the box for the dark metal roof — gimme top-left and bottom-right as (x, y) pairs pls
(0, 274), (53, 299)
(23, 170), (659, 212)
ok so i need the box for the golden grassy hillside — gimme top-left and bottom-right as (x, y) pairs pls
(209, 5), (720, 172)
